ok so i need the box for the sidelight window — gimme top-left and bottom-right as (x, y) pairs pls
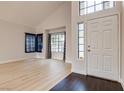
(78, 23), (85, 59)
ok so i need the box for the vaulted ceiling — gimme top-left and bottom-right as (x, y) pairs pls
(0, 1), (65, 28)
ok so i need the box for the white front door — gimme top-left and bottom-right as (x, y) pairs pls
(87, 15), (119, 81)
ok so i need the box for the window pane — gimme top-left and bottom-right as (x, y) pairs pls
(79, 45), (84, 51)
(104, 1), (114, 9)
(55, 42), (58, 47)
(80, 9), (86, 15)
(78, 23), (85, 59)
(104, 1), (110, 9)
(80, 1), (86, 9)
(62, 48), (64, 52)
(55, 48), (58, 52)
(59, 34), (64, 41)
(79, 52), (84, 59)
(96, 4), (103, 11)
(79, 31), (84, 37)
(56, 35), (59, 41)
(79, 38), (84, 45)
(51, 35), (54, 39)
(59, 48), (62, 52)
(51, 38), (54, 44)
(53, 48), (55, 52)
(110, 1), (114, 8)
(87, 6), (94, 14)
(51, 33), (65, 53)
(61, 35), (64, 41)
(79, 23), (84, 30)
(79, 1), (115, 16)
(25, 33), (35, 53)
(87, 1), (95, 7)
(95, 1), (103, 4)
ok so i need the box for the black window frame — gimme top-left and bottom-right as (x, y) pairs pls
(25, 33), (36, 53)
(36, 34), (43, 52)
(25, 33), (43, 53)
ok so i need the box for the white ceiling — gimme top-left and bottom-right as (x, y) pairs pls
(0, 1), (65, 28)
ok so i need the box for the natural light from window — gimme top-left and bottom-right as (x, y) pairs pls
(79, 1), (115, 16)
(51, 33), (65, 53)
(78, 23), (84, 59)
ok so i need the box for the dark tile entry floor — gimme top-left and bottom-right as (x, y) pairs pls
(50, 73), (123, 91)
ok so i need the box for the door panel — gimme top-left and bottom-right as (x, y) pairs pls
(87, 15), (118, 81)
(103, 30), (112, 49)
(103, 55), (112, 72)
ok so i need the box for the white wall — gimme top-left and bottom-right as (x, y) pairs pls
(121, 1), (124, 88)
(0, 19), (36, 63)
(36, 2), (72, 63)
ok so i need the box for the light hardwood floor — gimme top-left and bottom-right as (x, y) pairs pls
(0, 59), (71, 91)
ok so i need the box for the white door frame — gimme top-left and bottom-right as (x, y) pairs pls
(84, 12), (121, 82)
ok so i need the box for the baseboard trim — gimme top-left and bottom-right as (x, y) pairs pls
(72, 68), (87, 75)
(0, 58), (35, 64)
(120, 79), (124, 90)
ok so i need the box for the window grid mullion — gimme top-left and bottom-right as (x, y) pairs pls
(103, 1), (105, 10)
(78, 23), (84, 59)
(80, 2), (103, 10)
(51, 33), (64, 53)
(79, 1), (115, 16)
(94, 1), (96, 12)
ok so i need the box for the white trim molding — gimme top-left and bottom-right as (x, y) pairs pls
(120, 79), (124, 90)
(72, 68), (87, 75)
